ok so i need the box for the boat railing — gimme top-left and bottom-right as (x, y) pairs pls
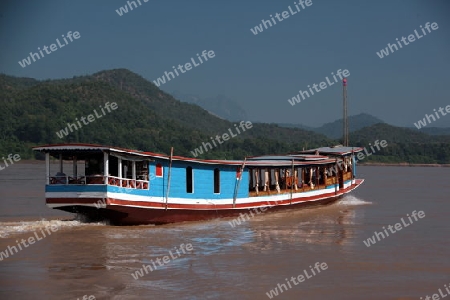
(49, 175), (104, 185)
(106, 176), (149, 190)
(249, 168), (355, 197)
(48, 175), (149, 189)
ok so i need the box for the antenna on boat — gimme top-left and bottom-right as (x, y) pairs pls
(343, 78), (349, 147)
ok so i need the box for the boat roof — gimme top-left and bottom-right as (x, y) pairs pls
(33, 143), (341, 167)
(248, 154), (329, 161)
(296, 146), (364, 156)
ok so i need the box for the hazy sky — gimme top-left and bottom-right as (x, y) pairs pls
(1, 0), (449, 127)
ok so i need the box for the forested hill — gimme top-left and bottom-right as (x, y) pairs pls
(348, 123), (450, 164)
(0, 69), (329, 160)
(1, 69), (449, 163)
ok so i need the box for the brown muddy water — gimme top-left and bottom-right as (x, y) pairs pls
(0, 163), (449, 300)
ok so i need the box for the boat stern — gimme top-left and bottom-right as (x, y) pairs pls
(45, 183), (108, 210)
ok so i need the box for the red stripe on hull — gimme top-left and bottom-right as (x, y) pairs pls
(105, 195), (342, 225)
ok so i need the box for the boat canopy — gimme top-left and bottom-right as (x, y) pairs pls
(33, 143), (348, 168)
(295, 146), (364, 156)
(33, 143), (153, 161)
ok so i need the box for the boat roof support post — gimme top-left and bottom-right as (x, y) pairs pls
(254, 169), (259, 195)
(59, 153), (63, 173)
(132, 161), (136, 180)
(316, 166), (319, 188)
(290, 159), (294, 204)
(165, 147), (174, 211)
(352, 148), (356, 180)
(73, 156), (77, 181)
(233, 157), (247, 208)
(103, 152), (109, 184)
(301, 168), (305, 192)
(335, 158), (338, 195)
(275, 169), (280, 193)
(45, 152), (50, 185)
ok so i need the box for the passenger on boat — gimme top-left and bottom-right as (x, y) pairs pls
(54, 172), (67, 184)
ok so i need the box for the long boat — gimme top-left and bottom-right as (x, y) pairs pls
(32, 143), (364, 225)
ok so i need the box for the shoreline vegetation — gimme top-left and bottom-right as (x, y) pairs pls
(359, 162), (450, 167)
(15, 160), (450, 167)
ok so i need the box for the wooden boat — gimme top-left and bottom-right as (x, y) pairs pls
(32, 143), (364, 225)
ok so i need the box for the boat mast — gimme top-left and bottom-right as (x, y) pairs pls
(343, 78), (349, 147)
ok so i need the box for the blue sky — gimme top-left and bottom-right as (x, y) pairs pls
(0, 0), (449, 127)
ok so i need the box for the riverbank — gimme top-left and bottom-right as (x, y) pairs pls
(359, 162), (450, 167)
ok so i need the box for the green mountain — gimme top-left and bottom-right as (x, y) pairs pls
(0, 69), (329, 160)
(1, 69), (449, 164)
(349, 123), (450, 164)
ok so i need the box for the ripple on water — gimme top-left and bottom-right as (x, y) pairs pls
(338, 194), (372, 206)
(0, 219), (105, 238)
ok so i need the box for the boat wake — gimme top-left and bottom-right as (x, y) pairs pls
(337, 195), (372, 206)
(0, 219), (105, 238)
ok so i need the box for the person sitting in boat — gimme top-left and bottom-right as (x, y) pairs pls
(54, 172), (67, 184)
(309, 168), (315, 189)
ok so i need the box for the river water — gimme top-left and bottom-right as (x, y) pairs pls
(0, 163), (449, 300)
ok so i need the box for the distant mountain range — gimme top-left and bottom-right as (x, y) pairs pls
(168, 90), (450, 139)
(279, 113), (384, 139)
(1, 68), (449, 164)
(419, 127), (450, 136)
(279, 113), (450, 139)
(171, 91), (248, 122)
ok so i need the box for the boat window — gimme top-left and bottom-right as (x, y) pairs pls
(186, 166), (193, 193)
(136, 161), (149, 181)
(214, 168), (220, 194)
(156, 163), (163, 177)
